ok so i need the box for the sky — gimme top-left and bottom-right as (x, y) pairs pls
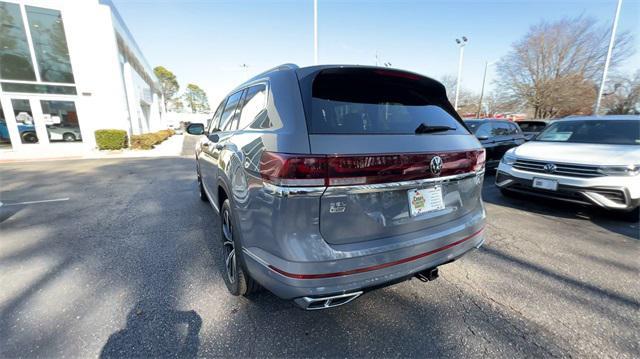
(112, 0), (640, 108)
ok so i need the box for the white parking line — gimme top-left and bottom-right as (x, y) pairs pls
(1, 198), (70, 206)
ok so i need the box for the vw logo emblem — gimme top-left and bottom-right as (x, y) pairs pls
(430, 156), (443, 176)
(543, 163), (557, 173)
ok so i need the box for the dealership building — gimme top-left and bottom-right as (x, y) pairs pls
(0, 0), (164, 152)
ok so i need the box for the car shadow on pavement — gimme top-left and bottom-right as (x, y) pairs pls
(481, 173), (639, 240)
(100, 301), (202, 359)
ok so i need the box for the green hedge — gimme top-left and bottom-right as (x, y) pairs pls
(130, 129), (175, 150)
(95, 129), (128, 150)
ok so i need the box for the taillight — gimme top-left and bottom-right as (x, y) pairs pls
(259, 150), (485, 187)
(474, 149), (486, 171)
(259, 152), (327, 186)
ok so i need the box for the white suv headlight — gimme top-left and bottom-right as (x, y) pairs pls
(598, 164), (640, 176)
(501, 154), (517, 165)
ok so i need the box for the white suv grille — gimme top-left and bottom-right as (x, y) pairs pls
(513, 159), (602, 178)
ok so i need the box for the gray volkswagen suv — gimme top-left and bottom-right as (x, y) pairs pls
(187, 64), (486, 309)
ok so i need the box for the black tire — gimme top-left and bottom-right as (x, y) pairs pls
(197, 171), (208, 202)
(63, 133), (76, 142)
(21, 132), (37, 143)
(620, 207), (639, 223)
(219, 199), (259, 296)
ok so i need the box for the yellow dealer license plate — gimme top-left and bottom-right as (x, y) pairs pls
(408, 186), (445, 217)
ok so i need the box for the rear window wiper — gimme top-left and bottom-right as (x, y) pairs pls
(415, 123), (456, 134)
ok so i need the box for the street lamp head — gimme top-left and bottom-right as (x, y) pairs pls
(455, 38), (461, 44)
(462, 36), (468, 42)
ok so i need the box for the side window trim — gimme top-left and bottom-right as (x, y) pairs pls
(228, 89), (248, 131)
(218, 90), (244, 131)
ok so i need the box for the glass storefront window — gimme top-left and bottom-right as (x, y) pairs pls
(41, 100), (81, 142)
(0, 82), (77, 94)
(25, 6), (74, 83)
(0, 101), (13, 148)
(11, 99), (38, 144)
(0, 2), (37, 81)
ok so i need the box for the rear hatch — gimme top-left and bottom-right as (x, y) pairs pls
(295, 67), (484, 245)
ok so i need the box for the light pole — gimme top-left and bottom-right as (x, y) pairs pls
(314, 0), (318, 65)
(476, 61), (494, 118)
(454, 36), (468, 111)
(595, 0), (622, 115)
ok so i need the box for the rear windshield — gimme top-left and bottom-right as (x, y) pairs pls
(302, 68), (468, 135)
(534, 120), (639, 145)
(518, 122), (547, 132)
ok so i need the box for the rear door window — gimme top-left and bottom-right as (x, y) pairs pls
(237, 84), (267, 130)
(219, 90), (244, 131)
(491, 122), (512, 136)
(301, 68), (468, 135)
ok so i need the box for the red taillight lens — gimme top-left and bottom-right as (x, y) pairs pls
(259, 152), (327, 186)
(474, 149), (486, 171)
(260, 150), (485, 187)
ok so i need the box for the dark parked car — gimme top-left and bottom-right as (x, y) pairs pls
(187, 64), (486, 310)
(516, 120), (549, 141)
(464, 119), (525, 170)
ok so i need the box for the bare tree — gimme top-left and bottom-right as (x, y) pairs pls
(440, 74), (479, 116)
(496, 16), (634, 118)
(602, 71), (640, 115)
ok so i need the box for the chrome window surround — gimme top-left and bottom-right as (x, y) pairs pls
(263, 170), (484, 197)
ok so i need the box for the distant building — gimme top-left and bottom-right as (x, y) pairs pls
(0, 0), (164, 151)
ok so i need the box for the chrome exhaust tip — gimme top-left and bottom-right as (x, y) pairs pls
(294, 291), (363, 310)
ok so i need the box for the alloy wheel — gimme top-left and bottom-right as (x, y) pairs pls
(221, 207), (236, 283)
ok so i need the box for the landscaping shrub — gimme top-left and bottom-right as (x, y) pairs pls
(95, 129), (128, 150)
(130, 129), (175, 150)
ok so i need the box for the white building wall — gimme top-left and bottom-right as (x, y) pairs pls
(0, 0), (164, 152)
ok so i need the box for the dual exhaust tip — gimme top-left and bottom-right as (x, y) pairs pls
(295, 291), (364, 310)
(294, 267), (440, 310)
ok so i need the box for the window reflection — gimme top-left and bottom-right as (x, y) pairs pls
(0, 101), (13, 148)
(26, 6), (74, 83)
(0, 2), (37, 81)
(41, 100), (81, 142)
(11, 99), (38, 144)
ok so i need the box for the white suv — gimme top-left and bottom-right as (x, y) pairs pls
(496, 116), (639, 217)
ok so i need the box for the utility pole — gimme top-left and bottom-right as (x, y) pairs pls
(314, 0), (318, 65)
(594, 0), (622, 115)
(476, 61), (493, 118)
(454, 36), (468, 111)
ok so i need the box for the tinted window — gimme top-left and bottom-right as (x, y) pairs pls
(491, 122), (512, 136)
(464, 120), (483, 134)
(219, 91), (243, 131)
(535, 120), (639, 145)
(305, 68), (467, 135)
(508, 123), (521, 135)
(25, 6), (74, 83)
(0, 2), (37, 80)
(238, 84), (267, 130)
(208, 101), (225, 132)
(518, 122), (547, 132)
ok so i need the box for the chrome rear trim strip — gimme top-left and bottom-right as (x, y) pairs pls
(325, 170), (484, 195)
(263, 170), (484, 197)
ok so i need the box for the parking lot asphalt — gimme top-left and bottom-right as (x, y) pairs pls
(0, 157), (638, 358)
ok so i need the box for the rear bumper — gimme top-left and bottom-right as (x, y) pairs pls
(241, 208), (485, 300)
(496, 164), (640, 211)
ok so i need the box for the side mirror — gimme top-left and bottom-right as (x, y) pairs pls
(208, 133), (220, 143)
(477, 135), (489, 141)
(186, 123), (205, 135)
